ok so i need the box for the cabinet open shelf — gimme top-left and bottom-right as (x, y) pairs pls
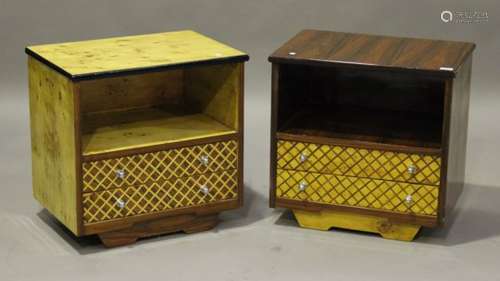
(78, 62), (242, 157)
(276, 63), (446, 150)
(278, 105), (442, 149)
(82, 107), (236, 156)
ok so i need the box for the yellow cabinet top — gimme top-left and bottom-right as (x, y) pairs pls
(26, 30), (248, 80)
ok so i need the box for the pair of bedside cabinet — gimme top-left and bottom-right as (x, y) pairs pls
(27, 30), (474, 246)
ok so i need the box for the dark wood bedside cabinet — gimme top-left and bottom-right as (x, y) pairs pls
(269, 30), (475, 241)
(27, 30), (248, 247)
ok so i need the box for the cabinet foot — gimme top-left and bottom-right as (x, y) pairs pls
(293, 209), (421, 241)
(98, 213), (219, 247)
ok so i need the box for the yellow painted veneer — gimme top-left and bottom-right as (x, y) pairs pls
(26, 30), (246, 77)
(27, 31), (248, 242)
(293, 209), (421, 241)
(28, 57), (79, 233)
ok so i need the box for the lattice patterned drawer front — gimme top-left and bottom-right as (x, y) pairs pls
(277, 140), (358, 175)
(277, 140), (441, 186)
(83, 169), (238, 224)
(82, 140), (238, 192)
(276, 169), (438, 216)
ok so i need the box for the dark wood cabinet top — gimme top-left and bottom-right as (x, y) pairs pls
(269, 30), (475, 77)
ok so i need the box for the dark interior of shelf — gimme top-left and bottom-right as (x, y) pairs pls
(277, 64), (446, 148)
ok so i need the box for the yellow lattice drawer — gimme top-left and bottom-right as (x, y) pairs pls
(277, 140), (441, 186)
(83, 169), (238, 224)
(82, 140), (238, 192)
(277, 140), (358, 175)
(276, 169), (438, 216)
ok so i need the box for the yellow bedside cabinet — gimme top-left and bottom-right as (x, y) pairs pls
(268, 30), (474, 241)
(26, 30), (248, 247)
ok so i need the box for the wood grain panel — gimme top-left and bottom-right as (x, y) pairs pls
(276, 198), (438, 227)
(269, 64), (280, 208)
(98, 213), (219, 247)
(184, 63), (241, 129)
(293, 209), (421, 241)
(26, 30), (248, 79)
(79, 70), (183, 114)
(82, 108), (236, 156)
(28, 57), (79, 234)
(439, 55), (473, 223)
(269, 30), (475, 77)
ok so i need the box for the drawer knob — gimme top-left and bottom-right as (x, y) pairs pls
(298, 181), (308, 191)
(199, 155), (209, 166)
(200, 185), (210, 195)
(115, 169), (126, 179)
(404, 195), (413, 206)
(407, 165), (417, 175)
(299, 153), (308, 163)
(116, 199), (126, 209)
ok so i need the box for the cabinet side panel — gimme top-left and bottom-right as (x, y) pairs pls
(237, 64), (244, 207)
(184, 63), (241, 129)
(28, 57), (79, 234)
(442, 55), (472, 223)
(269, 64), (280, 207)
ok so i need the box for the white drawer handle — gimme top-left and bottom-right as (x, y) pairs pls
(200, 185), (210, 195)
(407, 165), (417, 175)
(116, 199), (126, 209)
(199, 155), (209, 166)
(115, 169), (126, 179)
(299, 153), (308, 163)
(404, 195), (413, 206)
(298, 181), (308, 191)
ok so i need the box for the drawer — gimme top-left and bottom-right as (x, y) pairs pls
(276, 140), (441, 186)
(83, 169), (238, 224)
(277, 140), (358, 175)
(82, 140), (238, 192)
(276, 169), (439, 216)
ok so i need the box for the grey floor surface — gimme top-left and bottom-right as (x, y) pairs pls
(1, 94), (500, 281)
